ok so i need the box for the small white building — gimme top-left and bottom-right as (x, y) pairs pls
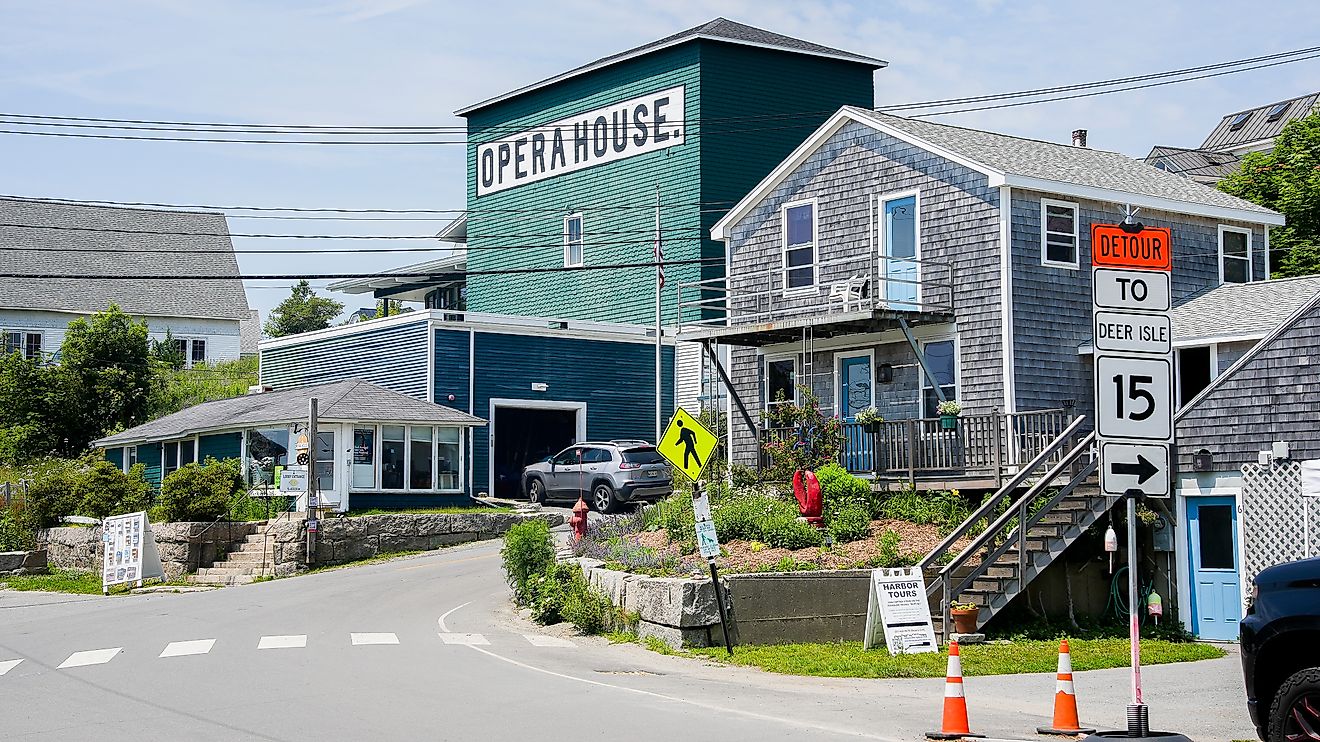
(0, 197), (254, 365)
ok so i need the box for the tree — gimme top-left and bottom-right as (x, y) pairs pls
(264, 280), (344, 337)
(1219, 112), (1320, 277)
(58, 306), (154, 451)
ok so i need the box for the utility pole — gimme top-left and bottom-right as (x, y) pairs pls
(306, 398), (319, 565)
(654, 186), (663, 443)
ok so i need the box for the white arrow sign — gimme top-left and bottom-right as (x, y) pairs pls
(1100, 441), (1171, 497)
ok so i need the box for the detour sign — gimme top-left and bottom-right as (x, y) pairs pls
(1092, 224), (1172, 271)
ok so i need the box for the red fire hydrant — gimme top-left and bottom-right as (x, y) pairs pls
(570, 496), (590, 541)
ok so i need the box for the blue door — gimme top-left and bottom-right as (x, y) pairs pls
(838, 355), (873, 473)
(1187, 496), (1242, 641)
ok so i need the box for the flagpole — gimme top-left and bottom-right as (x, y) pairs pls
(655, 186), (662, 443)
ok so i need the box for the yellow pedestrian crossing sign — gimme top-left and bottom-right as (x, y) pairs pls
(658, 408), (718, 482)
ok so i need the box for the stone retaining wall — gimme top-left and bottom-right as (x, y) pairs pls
(45, 511), (564, 581)
(579, 560), (872, 649)
(0, 549), (47, 575)
(44, 522), (259, 581)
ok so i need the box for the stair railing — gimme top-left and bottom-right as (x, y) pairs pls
(918, 414), (1093, 637)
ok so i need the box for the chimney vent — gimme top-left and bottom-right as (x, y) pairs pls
(1072, 129), (1088, 147)
(247, 384), (274, 395)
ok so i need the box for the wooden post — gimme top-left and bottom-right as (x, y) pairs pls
(906, 419), (917, 489)
(992, 407), (1003, 488)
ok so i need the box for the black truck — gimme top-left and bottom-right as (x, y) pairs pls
(1240, 556), (1320, 741)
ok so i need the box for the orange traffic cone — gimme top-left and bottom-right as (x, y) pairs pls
(927, 641), (984, 739)
(1036, 639), (1096, 736)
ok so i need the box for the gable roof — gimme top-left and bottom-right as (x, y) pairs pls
(1200, 91), (1319, 152)
(712, 107), (1284, 239)
(1142, 145), (1241, 183)
(1171, 275), (1320, 345)
(94, 379), (485, 447)
(456, 18), (885, 116)
(0, 197), (251, 321)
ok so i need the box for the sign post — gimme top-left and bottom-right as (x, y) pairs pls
(656, 409), (732, 654)
(1090, 221), (1179, 740)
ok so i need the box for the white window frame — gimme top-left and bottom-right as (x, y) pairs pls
(2, 329), (43, 360)
(162, 438), (198, 478)
(878, 189), (923, 304)
(834, 348), (876, 418)
(563, 213), (584, 268)
(763, 353), (799, 411)
(1040, 197), (1080, 269)
(168, 336), (208, 368)
(1218, 225), (1253, 284)
(354, 422), (465, 494)
(780, 198), (818, 296)
(917, 336), (960, 418)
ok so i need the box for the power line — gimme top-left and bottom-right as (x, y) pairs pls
(3, 43), (1317, 136)
(0, 193), (734, 214)
(0, 256), (723, 280)
(0, 237), (703, 255)
(0, 222), (704, 241)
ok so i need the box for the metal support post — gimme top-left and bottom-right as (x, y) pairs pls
(708, 558), (734, 656)
(306, 399), (318, 565)
(1125, 490), (1148, 737)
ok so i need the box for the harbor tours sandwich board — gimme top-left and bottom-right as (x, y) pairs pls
(863, 567), (938, 655)
(102, 511), (164, 593)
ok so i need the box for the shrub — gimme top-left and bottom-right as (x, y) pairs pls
(75, 460), (151, 520)
(655, 494), (695, 543)
(828, 503), (871, 543)
(158, 458), (243, 522)
(874, 528), (917, 568)
(560, 568), (617, 635)
(0, 504), (35, 551)
(761, 386), (845, 482)
(818, 463), (880, 519)
(713, 494), (778, 542)
(529, 562), (577, 624)
(23, 460), (84, 528)
(880, 488), (970, 533)
(764, 509), (824, 550)
(501, 519), (556, 606)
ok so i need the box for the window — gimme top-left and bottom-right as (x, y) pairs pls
(2, 330), (42, 360)
(920, 339), (957, 418)
(352, 427), (376, 488)
(582, 448), (612, 464)
(1265, 102), (1291, 122)
(881, 193), (919, 305)
(1177, 346), (1214, 408)
(1219, 226), (1252, 284)
(766, 356), (797, 409)
(381, 426), (406, 489)
(1228, 112), (1252, 131)
(1041, 198), (1079, 268)
(409, 426), (433, 490)
(437, 428), (460, 490)
(564, 214), (583, 267)
(621, 447), (665, 465)
(248, 427), (290, 486)
(162, 439), (194, 477)
(1197, 504), (1235, 570)
(782, 201), (816, 291)
(552, 448), (582, 466)
(190, 339), (206, 366)
(168, 337), (208, 368)
(180, 440), (196, 467)
(314, 430), (335, 491)
(126, 445), (138, 473)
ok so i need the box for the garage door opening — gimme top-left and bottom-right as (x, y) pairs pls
(492, 406), (580, 499)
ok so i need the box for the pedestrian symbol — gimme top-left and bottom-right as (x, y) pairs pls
(657, 408), (718, 481)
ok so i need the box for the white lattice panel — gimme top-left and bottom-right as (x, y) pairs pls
(1241, 461), (1320, 584)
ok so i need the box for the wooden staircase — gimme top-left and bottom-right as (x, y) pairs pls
(921, 417), (1107, 637)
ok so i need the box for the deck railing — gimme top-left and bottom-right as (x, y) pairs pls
(765, 407), (1076, 486)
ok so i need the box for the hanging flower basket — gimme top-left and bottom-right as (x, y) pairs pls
(936, 401), (961, 430)
(855, 406), (882, 433)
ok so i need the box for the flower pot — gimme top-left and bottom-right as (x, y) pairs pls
(950, 607), (979, 634)
(940, 414), (958, 430)
(864, 422), (880, 434)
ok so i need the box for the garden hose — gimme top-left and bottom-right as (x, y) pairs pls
(1105, 566), (1156, 625)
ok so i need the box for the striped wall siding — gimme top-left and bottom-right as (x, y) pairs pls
(105, 447), (124, 468)
(137, 443), (162, 488)
(433, 329), (471, 411)
(260, 322), (429, 399)
(674, 340), (701, 414)
(199, 432), (241, 462)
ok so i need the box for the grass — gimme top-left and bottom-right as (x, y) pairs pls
(0, 568), (128, 595)
(346, 506), (512, 516)
(687, 639), (1226, 678)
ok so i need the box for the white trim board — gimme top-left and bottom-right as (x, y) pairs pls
(486, 398), (587, 497)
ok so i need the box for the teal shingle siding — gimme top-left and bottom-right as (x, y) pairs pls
(105, 447), (124, 468)
(199, 432), (242, 462)
(470, 331), (673, 495)
(463, 40), (874, 325)
(137, 443), (162, 488)
(433, 328), (470, 411)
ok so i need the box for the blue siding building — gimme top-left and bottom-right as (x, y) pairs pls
(260, 311), (674, 500)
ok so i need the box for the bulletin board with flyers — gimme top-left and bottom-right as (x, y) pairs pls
(102, 511), (164, 593)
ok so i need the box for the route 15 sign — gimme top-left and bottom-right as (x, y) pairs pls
(1092, 222), (1175, 498)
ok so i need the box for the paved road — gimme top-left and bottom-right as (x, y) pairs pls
(2, 536), (1255, 741)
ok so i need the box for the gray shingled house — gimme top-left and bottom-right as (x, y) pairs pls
(677, 106), (1286, 637)
(0, 197), (255, 365)
(93, 379), (485, 511)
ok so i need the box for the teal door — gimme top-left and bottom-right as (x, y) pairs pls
(883, 196), (918, 307)
(838, 355), (873, 473)
(1188, 496), (1242, 641)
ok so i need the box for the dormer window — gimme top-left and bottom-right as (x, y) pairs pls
(1228, 112), (1252, 131)
(1265, 102), (1291, 122)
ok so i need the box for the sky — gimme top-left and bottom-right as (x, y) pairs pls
(2, 0), (1317, 323)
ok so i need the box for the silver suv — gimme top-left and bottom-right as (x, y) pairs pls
(522, 440), (672, 513)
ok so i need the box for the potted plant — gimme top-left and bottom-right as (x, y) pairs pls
(855, 406), (882, 433)
(937, 400), (962, 430)
(950, 601), (979, 634)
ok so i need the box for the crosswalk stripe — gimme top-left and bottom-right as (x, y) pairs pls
(257, 635), (307, 650)
(350, 633), (399, 646)
(438, 632), (489, 645)
(160, 639), (215, 658)
(524, 635), (576, 648)
(0, 659), (23, 676)
(58, 648), (122, 669)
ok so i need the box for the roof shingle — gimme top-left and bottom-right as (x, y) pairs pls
(0, 197), (250, 321)
(1171, 275), (1320, 343)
